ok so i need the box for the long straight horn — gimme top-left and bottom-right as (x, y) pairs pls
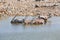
(48, 13), (51, 18)
(11, 14), (17, 21)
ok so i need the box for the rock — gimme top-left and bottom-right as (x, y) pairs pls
(0, 0), (60, 16)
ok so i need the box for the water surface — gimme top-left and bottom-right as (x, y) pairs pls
(0, 16), (60, 40)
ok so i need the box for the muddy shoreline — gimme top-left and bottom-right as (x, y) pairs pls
(0, 12), (60, 17)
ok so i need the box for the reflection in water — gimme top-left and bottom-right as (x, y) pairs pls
(0, 16), (60, 40)
(0, 15), (8, 21)
(0, 16), (2, 20)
